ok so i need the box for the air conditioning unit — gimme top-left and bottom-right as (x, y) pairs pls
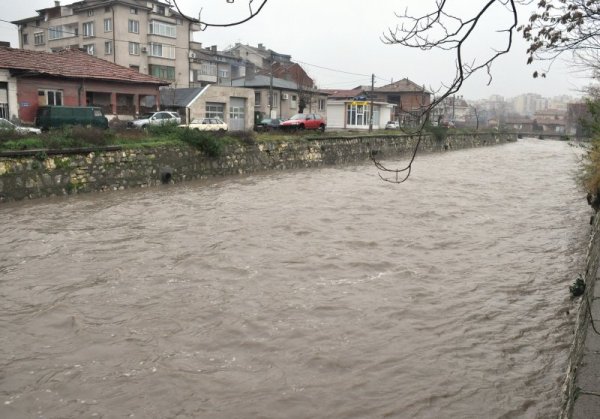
(282, 93), (289, 100)
(141, 47), (147, 53)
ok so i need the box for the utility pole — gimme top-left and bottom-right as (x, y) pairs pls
(369, 73), (374, 132)
(269, 54), (274, 118)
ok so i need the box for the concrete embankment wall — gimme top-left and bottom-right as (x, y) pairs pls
(562, 214), (600, 418)
(0, 132), (514, 202)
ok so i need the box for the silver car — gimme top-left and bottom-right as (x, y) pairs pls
(127, 111), (181, 129)
(0, 118), (42, 135)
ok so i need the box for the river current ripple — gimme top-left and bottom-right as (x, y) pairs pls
(0, 139), (591, 418)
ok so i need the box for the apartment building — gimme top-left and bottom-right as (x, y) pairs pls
(12, 0), (200, 87)
(188, 42), (247, 88)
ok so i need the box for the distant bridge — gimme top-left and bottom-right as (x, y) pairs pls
(515, 132), (570, 141)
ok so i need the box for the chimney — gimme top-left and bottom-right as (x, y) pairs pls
(55, 1), (60, 6)
(258, 43), (265, 50)
(211, 45), (217, 52)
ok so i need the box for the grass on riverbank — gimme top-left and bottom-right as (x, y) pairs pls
(0, 123), (500, 156)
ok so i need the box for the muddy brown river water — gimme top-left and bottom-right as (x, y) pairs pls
(0, 138), (591, 418)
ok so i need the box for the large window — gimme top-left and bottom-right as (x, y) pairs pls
(128, 42), (140, 55)
(34, 32), (45, 46)
(104, 41), (112, 55)
(346, 102), (370, 126)
(254, 92), (261, 106)
(199, 62), (217, 76)
(148, 43), (176, 59)
(82, 22), (94, 37)
(104, 18), (112, 32)
(318, 99), (326, 111)
(48, 24), (78, 40)
(22, 34), (28, 45)
(149, 64), (175, 80)
(38, 89), (63, 106)
(206, 103), (225, 119)
(148, 20), (176, 38)
(128, 19), (139, 34)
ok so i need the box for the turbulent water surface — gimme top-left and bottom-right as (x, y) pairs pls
(0, 138), (591, 418)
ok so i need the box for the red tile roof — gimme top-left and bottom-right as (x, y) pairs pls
(320, 87), (366, 99)
(0, 47), (168, 85)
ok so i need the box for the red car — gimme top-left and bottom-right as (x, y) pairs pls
(280, 113), (326, 131)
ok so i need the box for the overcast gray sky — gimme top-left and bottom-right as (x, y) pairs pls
(0, 0), (591, 100)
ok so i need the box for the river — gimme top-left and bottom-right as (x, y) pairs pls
(0, 138), (590, 418)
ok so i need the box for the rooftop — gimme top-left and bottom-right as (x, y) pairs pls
(0, 47), (168, 85)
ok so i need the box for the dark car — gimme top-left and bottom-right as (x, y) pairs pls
(254, 118), (282, 132)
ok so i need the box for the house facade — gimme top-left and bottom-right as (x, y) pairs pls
(160, 85), (255, 131)
(322, 87), (395, 130)
(372, 78), (431, 126)
(0, 47), (167, 123)
(231, 74), (327, 122)
(12, 0), (200, 87)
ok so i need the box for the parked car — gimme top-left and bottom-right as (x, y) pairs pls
(0, 118), (42, 135)
(280, 113), (326, 131)
(127, 111), (181, 129)
(385, 121), (400, 130)
(179, 118), (228, 131)
(35, 106), (108, 131)
(254, 118), (282, 132)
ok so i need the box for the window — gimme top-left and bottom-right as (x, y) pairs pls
(290, 95), (297, 109)
(87, 10), (94, 17)
(156, 5), (166, 15)
(130, 65), (140, 72)
(129, 42), (140, 55)
(346, 103), (370, 126)
(206, 103), (225, 119)
(176, 18), (183, 25)
(230, 104), (244, 121)
(318, 99), (326, 111)
(254, 92), (261, 106)
(218, 69), (229, 78)
(39, 89), (63, 106)
(22, 34), (28, 45)
(270, 92), (279, 109)
(130, 7), (138, 14)
(34, 32), (44, 45)
(128, 19), (139, 34)
(84, 43), (95, 55)
(104, 41), (112, 55)
(104, 18), (112, 32)
(149, 64), (176, 80)
(82, 22), (94, 37)
(148, 20), (176, 38)
(148, 43), (176, 59)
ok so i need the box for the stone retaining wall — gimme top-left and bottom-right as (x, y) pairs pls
(0, 132), (514, 202)
(561, 214), (600, 418)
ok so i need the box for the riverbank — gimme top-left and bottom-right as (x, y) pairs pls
(566, 212), (600, 418)
(0, 132), (514, 203)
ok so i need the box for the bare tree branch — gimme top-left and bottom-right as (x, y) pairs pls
(372, 0), (519, 183)
(169, 0), (269, 30)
